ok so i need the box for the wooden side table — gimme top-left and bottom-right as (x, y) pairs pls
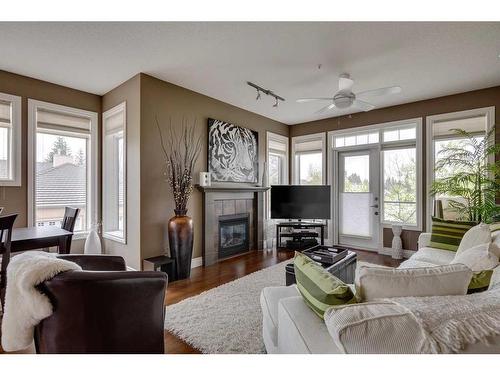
(143, 255), (176, 282)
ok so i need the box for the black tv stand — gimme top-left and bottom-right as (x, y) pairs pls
(276, 221), (326, 251)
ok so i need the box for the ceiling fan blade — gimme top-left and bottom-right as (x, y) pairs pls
(338, 76), (354, 91)
(316, 103), (336, 114)
(353, 99), (376, 112)
(355, 86), (402, 98)
(296, 97), (332, 103)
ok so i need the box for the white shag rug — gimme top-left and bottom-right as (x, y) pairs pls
(165, 259), (376, 354)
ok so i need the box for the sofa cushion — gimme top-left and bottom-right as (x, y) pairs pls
(429, 217), (477, 252)
(294, 252), (356, 319)
(277, 296), (340, 354)
(457, 223), (492, 255)
(260, 286), (300, 353)
(356, 264), (472, 301)
(324, 301), (427, 354)
(398, 258), (439, 269)
(451, 242), (500, 271)
(410, 247), (456, 265)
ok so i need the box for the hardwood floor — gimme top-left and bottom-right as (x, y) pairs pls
(164, 248), (402, 354)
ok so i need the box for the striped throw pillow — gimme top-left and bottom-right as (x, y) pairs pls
(294, 252), (356, 319)
(429, 217), (477, 252)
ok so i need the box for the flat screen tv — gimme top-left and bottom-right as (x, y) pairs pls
(270, 185), (331, 220)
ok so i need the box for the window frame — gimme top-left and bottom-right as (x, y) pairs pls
(291, 132), (327, 185)
(425, 106), (495, 231)
(0, 92), (22, 186)
(102, 102), (127, 244)
(27, 99), (98, 239)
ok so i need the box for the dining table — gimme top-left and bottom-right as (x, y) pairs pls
(11, 226), (73, 254)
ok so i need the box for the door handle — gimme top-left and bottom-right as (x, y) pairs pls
(370, 204), (379, 208)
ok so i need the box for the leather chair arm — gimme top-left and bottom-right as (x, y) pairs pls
(56, 254), (126, 271)
(35, 270), (167, 353)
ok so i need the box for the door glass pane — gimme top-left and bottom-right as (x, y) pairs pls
(343, 155), (369, 192)
(36, 133), (88, 231)
(298, 152), (322, 185)
(383, 147), (417, 225)
(340, 192), (372, 237)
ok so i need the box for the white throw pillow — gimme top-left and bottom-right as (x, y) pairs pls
(324, 301), (427, 354)
(356, 264), (472, 301)
(456, 223), (491, 255)
(451, 242), (500, 272)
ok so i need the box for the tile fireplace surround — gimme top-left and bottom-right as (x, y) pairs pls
(196, 185), (270, 266)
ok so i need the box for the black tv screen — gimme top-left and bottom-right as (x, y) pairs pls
(270, 185), (331, 220)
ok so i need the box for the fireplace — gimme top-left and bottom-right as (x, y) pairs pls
(218, 213), (250, 259)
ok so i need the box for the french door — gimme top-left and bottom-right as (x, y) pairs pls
(337, 148), (380, 250)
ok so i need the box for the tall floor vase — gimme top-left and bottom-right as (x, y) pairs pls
(168, 210), (194, 280)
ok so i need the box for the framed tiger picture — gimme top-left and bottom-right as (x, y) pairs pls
(208, 118), (259, 183)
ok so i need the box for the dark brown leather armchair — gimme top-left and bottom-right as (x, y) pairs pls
(34, 255), (168, 354)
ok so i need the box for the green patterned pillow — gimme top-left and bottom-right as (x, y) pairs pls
(429, 217), (477, 252)
(468, 270), (494, 294)
(293, 252), (356, 319)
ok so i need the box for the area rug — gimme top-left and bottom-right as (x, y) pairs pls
(164, 260), (376, 354)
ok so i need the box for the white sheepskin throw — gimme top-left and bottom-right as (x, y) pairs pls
(1, 251), (81, 352)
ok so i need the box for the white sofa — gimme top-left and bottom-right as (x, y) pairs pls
(260, 231), (500, 354)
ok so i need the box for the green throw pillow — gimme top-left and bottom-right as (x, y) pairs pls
(468, 270), (494, 294)
(293, 252), (356, 319)
(429, 217), (477, 252)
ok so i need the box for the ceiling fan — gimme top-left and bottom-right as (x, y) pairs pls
(296, 74), (402, 113)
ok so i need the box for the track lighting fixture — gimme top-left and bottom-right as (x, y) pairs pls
(247, 81), (285, 108)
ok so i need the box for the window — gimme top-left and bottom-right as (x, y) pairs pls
(343, 154), (369, 193)
(0, 93), (21, 186)
(292, 133), (326, 185)
(334, 130), (379, 148)
(266, 132), (289, 219)
(426, 107), (494, 226)
(103, 102), (127, 243)
(28, 100), (98, 236)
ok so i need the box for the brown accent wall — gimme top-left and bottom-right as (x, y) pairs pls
(0, 70), (101, 252)
(290, 86), (500, 250)
(102, 74), (142, 269)
(139, 74), (288, 262)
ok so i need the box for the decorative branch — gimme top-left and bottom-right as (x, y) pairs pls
(156, 116), (203, 214)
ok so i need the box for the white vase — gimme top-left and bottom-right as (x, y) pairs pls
(84, 230), (102, 255)
(391, 225), (403, 259)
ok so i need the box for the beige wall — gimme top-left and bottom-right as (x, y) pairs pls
(290, 86), (500, 250)
(139, 74), (288, 262)
(0, 70), (101, 252)
(102, 74), (142, 269)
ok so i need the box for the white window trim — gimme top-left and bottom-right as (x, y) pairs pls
(102, 102), (127, 244)
(291, 132), (327, 185)
(328, 118), (423, 246)
(0, 92), (22, 186)
(27, 99), (98, 240)
(425, 106), (495, 231)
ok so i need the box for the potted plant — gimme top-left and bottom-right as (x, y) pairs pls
(157, 117), (202, 280)
(430, 127), (500, 223)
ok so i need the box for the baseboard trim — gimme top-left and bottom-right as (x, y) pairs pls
(191, 256), (203, 269)
(378, 247), (416, 259)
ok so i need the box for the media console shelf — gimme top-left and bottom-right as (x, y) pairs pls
(276, 222), (326, 251)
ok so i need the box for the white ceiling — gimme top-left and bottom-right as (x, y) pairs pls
(1, 22), (499, 125)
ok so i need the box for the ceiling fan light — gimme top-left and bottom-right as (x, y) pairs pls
(334, 96), (353, 109)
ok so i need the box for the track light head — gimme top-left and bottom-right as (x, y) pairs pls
(273, 97), (279, 108)
(256, 90), (261, 100)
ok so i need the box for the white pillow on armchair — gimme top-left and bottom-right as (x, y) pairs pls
(451, 242), (500, 272)
(456, 223), (491, 255)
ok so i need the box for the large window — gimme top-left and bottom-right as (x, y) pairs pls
(292, 133), (326, 185)
(103, 103), (126, 243)
(426, 107), (494, 226)
(0, 93), (21, 186)
(28, 100), (97, 236)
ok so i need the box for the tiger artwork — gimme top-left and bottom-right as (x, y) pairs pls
(208, 119), (258, 183)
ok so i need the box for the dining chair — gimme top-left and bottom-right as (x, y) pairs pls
(60, 207), (80, 254)
(0, 214), (17, 308)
